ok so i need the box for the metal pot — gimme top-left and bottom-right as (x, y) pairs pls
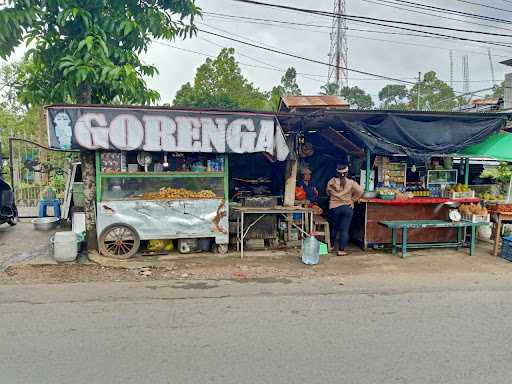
(31, 217), (60, 231)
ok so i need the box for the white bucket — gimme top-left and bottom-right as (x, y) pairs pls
(50, 231), (78, 263)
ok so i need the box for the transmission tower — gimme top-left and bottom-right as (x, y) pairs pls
(327, 0), (348, 91)
(487, 48), (496, 87)
(449, 50), (454, 89)
(462, 55), (470, 97)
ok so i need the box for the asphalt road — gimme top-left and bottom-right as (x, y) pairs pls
(2, 276), (512, 384)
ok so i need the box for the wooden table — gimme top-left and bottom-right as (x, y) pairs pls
(491, 211), (512, 256)
(232, 206), (313, 259)
(354, 198), (480, 250)
(379, 220), (483, 258)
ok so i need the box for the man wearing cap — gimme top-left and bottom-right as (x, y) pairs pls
(326, 164), (364, 256)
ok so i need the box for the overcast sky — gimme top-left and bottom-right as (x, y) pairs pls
(142, 0), (512, 105)
(5, 0), (512, 105)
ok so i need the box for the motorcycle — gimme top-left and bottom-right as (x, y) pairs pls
(0, 177), (18, 226)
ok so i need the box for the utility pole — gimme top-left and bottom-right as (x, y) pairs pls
(327, 0), (348, 92)
(488, 48), (496, 87)
(417, 72), (422, 111)
(462, 55), (470, 99)
(449, 50), (454, 90)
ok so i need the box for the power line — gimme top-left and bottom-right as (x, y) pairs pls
(229, 0), (512, 38)
(448, 0), (512, 14)
(203, 11), (512, 56)
(197, 28), (418, 85)
(197, 27), (499, 98)
(359, 0), (512, 32)
(382, 0), (512, 25)
(226, 1), (512, 49)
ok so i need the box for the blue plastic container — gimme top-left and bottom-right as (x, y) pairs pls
(501, 236), (512, 262)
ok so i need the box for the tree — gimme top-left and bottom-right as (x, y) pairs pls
(0, 62), (24, 115)
(319, 82), (373, 109)
(0, 1), (200, 249)
(339, 85), (374, 109)
(378, 84), (409, 110)
(173, 48), (269, 110)
(485, 81), (504, 99)
(1, 1), (199, 105)
(319, 82), (339, 96)
(270, 67), (301, 110)
(408, 71), (457, 111)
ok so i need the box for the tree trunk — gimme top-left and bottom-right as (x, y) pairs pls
(77, 84), (98, 250)
(38, 107), (48, 186)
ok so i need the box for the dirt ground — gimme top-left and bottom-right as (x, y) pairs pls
(2, 219), (512, 285)
(2, 242), (512, 285)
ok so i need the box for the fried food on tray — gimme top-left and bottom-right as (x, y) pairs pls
(139, 187), (217, 200)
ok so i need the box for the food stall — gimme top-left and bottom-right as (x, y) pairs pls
(281, 109), (508, 251)
(46, 105), (290, 258)
(352, 157), (481, 249)
(459, 131), (512, 257)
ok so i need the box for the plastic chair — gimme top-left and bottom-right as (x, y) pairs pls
(38, 199), (61, 218)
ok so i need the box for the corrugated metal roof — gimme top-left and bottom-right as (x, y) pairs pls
(472, 98), (500, 106)
(281, 95), (349, 108)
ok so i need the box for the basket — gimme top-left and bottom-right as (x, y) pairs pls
(501, 236), (512, 262)
(378, 193), (396, 200)
(461, 213), (490, 223)
(444, 190), (475, 199)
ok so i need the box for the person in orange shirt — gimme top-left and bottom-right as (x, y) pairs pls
(326, 164), (364, 256)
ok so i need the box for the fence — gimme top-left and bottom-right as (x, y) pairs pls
(7, 136), (77, 217)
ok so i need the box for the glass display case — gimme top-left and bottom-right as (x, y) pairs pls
(427, 169), (458, 186)
(95, 151), (229, 258)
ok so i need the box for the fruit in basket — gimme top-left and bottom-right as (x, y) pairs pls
(377, 188), (396, 195)
(452, 183), (471, 193)
(496, 204), (512, 213)
(459, 203), (488, 216)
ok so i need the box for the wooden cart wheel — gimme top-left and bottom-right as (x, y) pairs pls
(99, 224), (140, 259)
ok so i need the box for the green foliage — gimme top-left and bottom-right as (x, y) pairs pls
(270, 67), (301, 111)
(319, 82), (374, 109)
(0, 61), (24, 115)
(0, 0), (200, 105)
(485, 81), (504, 99)
(173, 48), (270, 110)
(339, 85), (374, 109)
(481, 163), (512, 184)
(319, 82), (339, 96)
(408, 71), (457, 111)
(378, 84), (408, 110)
(377, 71), (459, 111)
(0, 104), (42, 150)
(50, 174), (65, 191)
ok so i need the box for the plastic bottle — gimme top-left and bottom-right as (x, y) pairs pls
(301, 236), (320, 265)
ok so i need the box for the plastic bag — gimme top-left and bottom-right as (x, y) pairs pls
(148, 239), (174, 252)
(295, 186), (306, 201)
(301, 236), (320, 265)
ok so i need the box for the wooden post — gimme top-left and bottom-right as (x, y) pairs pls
(283, 157), (298, 207)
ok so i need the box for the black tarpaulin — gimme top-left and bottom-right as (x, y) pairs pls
(291, 110), (508, 159)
